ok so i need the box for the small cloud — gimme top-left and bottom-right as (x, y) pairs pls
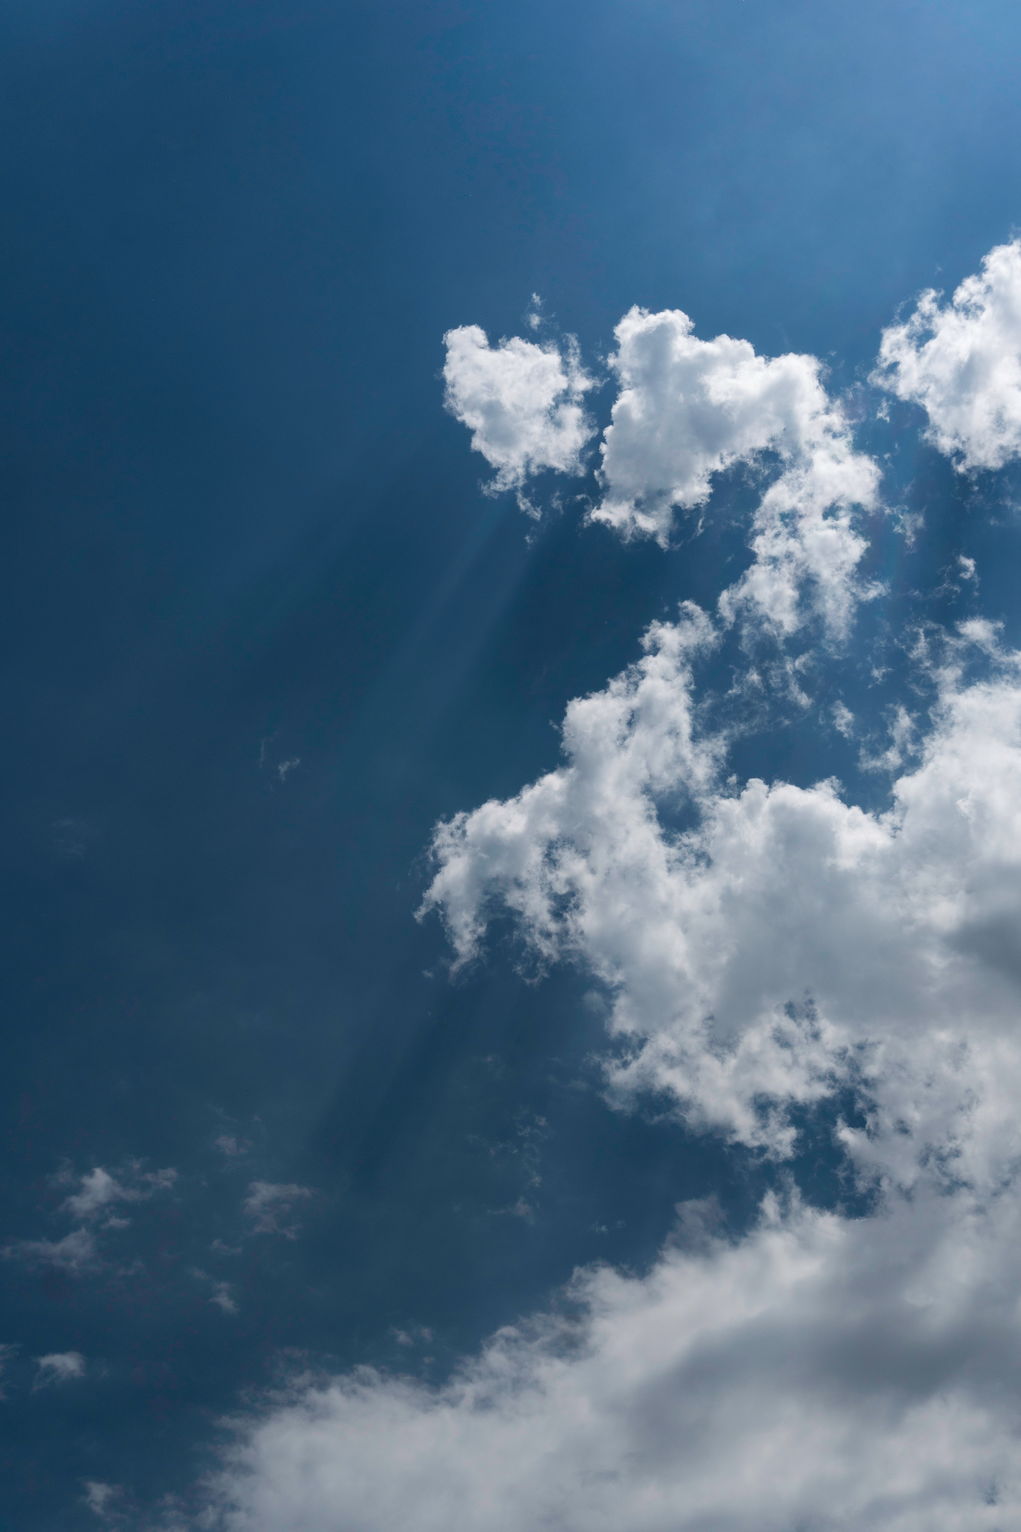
(832, 701), (855, 738)
(83, 1481), (124, 1521)
(213, 1134), (252, 1159)
(62, 1168), (129, 1222)
(190, 1266), (239, 1314)
(209, 1281), (238, 1315)
(443, 322), (595, 502)
(390, 1324), (433, 1348)
(60, 1163), (177, 1223)
(3, 1227), (99, 1274)
(243, 1181), (314, 1238)
(259, 736), (301, 785)
(859, 704), (918, 774)
(5, 1160), (177, 1277)
(34, 1351), (86, 1389)
(956, 616), (1004, 655)
(489, 1195), (535, 1223)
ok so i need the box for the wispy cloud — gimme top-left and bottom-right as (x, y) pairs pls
(243, 1182), (314, 1239)
(33, 1351), (86, 1389)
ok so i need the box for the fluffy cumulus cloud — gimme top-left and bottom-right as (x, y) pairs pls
(597, 309), (871, 526)
(171, 620), (1021, 1532)
(875, 239), (1021, 470)
(595, 307), (880, 635)
(136, 245), (1021, 1531)
(716, 437), (880, 639)
(445, 305), (879, 635)
(442, 324), (594, 494)
(421, 612), (1021, 1181)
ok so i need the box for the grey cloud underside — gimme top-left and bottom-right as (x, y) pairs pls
(188, 1186), (1021, 1532)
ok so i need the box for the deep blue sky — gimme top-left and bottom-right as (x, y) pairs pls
(3, 1), (1021, 1525)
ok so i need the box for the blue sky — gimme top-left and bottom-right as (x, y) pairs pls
(4, 2), (1021, 1528)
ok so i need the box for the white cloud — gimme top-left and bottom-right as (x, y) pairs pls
(858, 702), (918, 774)
(187, 1180), (1021, 1532)
(832, 700), (855, 737)
(99, 252), (1021, 1529)
(3, 1226), (99, 1273)
(100, 600), (1021, 1532)
(590, 306), (880, 633)
(243, 1182), (314, 1239)
(63, 1166), (127, 1221)
(596, 308), (826, 531)
(83, 1481), (124, 1521)
(716, 435), (881, 638)
(3, 1160), (177, 1275)
(422, 610), (1021, 1187)
(390, 1324), (433, 1349)
(163, 608), (1021, 1532)
(61, 1162), (177, 1222)
(874, 238), (1021, 471)
(593, 309), (880, 628)
(210, 1282), (239, 1316)
(442, 324), (594, 494)
(192, 1266), (241, 1314)
(34, 1351), (86, 1388)
(442, 305), (880, 634)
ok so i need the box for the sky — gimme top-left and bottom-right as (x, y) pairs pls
(3, 0), (1021, 1527)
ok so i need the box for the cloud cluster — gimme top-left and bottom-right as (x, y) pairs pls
(875, 238), (1021, 471)
(177, 613), (1021, 1532)
(115, 239), (1021, 1532)
(445, 305), (880, 636)
(442, 325), (594, 494)
(3, 1161), (178, 1274)
(422, 612), (1021, 1182)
